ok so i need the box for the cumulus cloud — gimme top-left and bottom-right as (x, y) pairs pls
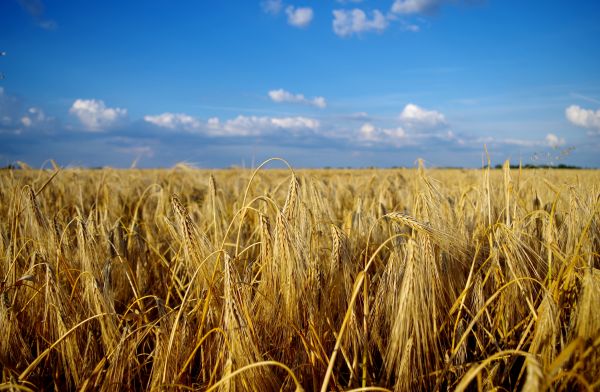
(399, 103), (447, 129)
(545, 133), (565, 148)
(565, 105), (600, 133)
(332, 9), (388, 37)
(268, 89), (327, 108)
(261, 0), (283, 14)
(69, 99), (127, 131)
(286, 6), (314, 27)
(144, 112), (320, 137)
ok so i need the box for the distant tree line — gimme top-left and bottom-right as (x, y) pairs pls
(493, 163), (582, 169)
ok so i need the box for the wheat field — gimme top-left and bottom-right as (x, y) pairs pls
(1, 161), (599, 391)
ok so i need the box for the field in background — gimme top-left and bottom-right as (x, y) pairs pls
(1, 164), (599, 391)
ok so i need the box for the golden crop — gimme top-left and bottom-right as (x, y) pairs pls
(1, 162), (599, 391)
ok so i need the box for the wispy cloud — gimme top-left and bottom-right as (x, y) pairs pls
(391, 0), (439, 14)
(477, 133), (566, 148)
(565, 105), (600, 134)
(0, 87), (24, 135)
(69, 99), (127, 131)
(0, 87), (55, 135)
(285, 6), (314, 27)
(332, 8), (389, 37)
(115, 145), (154, 158)
(261, 0), (283, 14)
(569, 93), (600, 105)
(20, 107), (47, 128)
(268, 89), (326, 108)
(17, 0), (57, 30)
(391, 0), (477, 15)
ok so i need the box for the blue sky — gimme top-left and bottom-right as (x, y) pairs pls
(1, 0), (600, 168)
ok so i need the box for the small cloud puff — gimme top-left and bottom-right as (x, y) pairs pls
(268, 89), (326, 108)
(20, 107), (47, 128)
(261, 0), (283, 14)
(286, 6), (314, 27)
(545, 133), (565, 148)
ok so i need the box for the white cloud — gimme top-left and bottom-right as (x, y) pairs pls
(271, 116), (319, 129)
(218, 115), (272, 136)
(144, 112), (319, 137)
(0, 89), (55, 134)
(286, 6), (314, 27)
(207, 117), (220, 128)
(399, 103), (446, 129)
(143, 113), (201, 130)
(261, 0), (283, 14)
(545, 133), (565, 148)
(351, 104), (453, 147)
(391, 0), (439, 14)
(360, 122), (377, 140)
(268, 88), (327, 108)
(332, 9), (388, 37)
(20, 117), (32, 127)
(565, 105), (600, 132)
(69, 99), (127, 131)
(359, 122), (408, 145)
(20, 107), (46, 127)
(221, 115), (319, 136)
